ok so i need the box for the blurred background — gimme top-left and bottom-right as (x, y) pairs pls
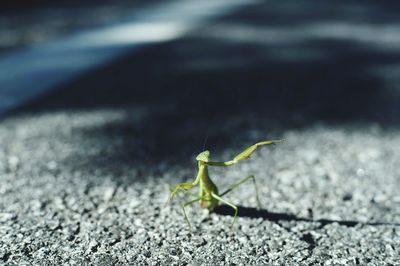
(1, 0), (400, 160)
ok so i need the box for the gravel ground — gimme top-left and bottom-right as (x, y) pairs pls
(0, 109), (399, 265)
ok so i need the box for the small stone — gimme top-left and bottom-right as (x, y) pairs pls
(356, 168), (365, 177)
(103, 187), (116, 202)
(47, 161), (58, 170)
(8, 156), (19, 171)
(0, 213), (16, 222)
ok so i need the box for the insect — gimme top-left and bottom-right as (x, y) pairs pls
(167, 140), (282, 229)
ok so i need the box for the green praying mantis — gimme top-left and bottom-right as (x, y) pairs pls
(167, 140), (283, 229)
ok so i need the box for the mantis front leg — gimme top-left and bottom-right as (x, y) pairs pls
(167, 182), (196, 204)
(167, 167), (205, 203)
(205, 140), (283, 167)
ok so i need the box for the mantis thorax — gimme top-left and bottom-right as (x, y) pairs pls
(197, 157), (219, 210)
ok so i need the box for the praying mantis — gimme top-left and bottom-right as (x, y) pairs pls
(167, 140), (283, 229)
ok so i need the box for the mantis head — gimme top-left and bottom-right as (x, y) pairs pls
(196, 150), (210, 162)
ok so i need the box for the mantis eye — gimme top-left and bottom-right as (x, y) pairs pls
(196, 150), (210, 162)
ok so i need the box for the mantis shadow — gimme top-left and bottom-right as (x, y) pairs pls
(214, 205), (400, 228)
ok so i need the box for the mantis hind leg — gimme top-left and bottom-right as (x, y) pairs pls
(211, 192), (238, 228)
(181, 197), (203, 230)
(220, 175), (261, 209)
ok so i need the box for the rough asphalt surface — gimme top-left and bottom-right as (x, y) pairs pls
(0, 110), (399, 265)
(1, 0), (400, 265)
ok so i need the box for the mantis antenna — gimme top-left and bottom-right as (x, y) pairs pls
(202, 131), (209, 151)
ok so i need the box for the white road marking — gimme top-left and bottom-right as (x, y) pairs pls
(0, 0), (255, 113)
